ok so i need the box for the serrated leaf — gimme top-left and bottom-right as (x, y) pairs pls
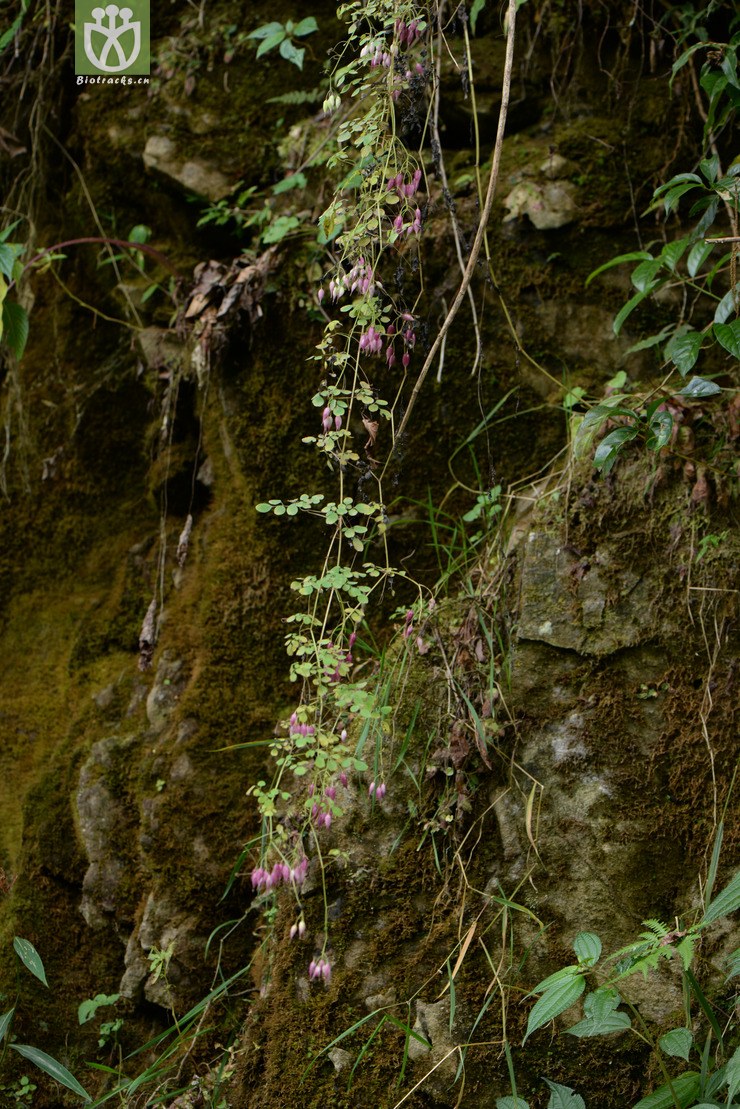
(10, 1044), (91, 1101)
(714, 318), (740, 358)
(566, 988), (631, 1037)
(632, 1071), (701, 1109)
(2, 300), (29, 360)
(700, 870), (740, 926)
(13, 937), (48, 987)
(726, 1044), (740, 1102)
(593, 426), (639, 474)
(573, 932), (601, 966)
(523, 974), (585, 1043)
(543, 1078), (586, 1109)
(659, 1027), (693, 1061)
(665, 330), (702, 375)
(624, 326), (673, 355)
(0, 241), (23, 279)
(496, 1098), (529, 1109)
(525, 965), (581, 998)
(0, 1008), (14, 1042)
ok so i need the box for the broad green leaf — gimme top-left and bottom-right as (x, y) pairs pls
(714, 287), (739, 325)
(261, 215), (300, 243)
(0, 1008), (14, 1042)
(585, 250), (653, 287)
(671, 42), (707, 83)
(0, 241), (23, 279)
(279, 38), (305, 68)
(272, 172), (307, 194)
(659, 237), (689, 272)
(566, 988), (631, 1037)
(647, 409), (673, 450)
(613, 288), (657, 336)
(523, 974), (585, 1043)
(256, 30), (286, 58)
(78, 993), (119, 1025)
(714, 319), (740, 358)
(677, 376), (721, 398)
(665, 330), (702, 375)
(470, 0), (486, 33)
(687, 240), (714, 277)
(593, 426), (639, 475)
(573, 932), (601, 967)
(699, 869), (740, 926)
(631, 258), (662, 292)
(699, 155), (720, 184)
(2, 300), (29, 360)
(543, 1078), (586, 1109)
(496, 1099), (529, 1109)
(10, 1044), (91, 1102)
(632, 1071), (701, 1109)
(659, 1027), (693, 1061)
(248, 21), (283, 39)
(624, 325), (673, 355)
(662, 182), (702, 214)
(525, 964), (581, 998)
(13, 937), (48, 987)
(293, 16), (318, 36)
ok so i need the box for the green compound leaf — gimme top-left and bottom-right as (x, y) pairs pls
(632, 1071), (700, 1109)
(573, 932), (602, 967)
(10, 1044), (91, 1102)
(13, 937), (48, 987)
(543, 1078), (586, 1109)
(523, 972), (584, 1043)
(659, 1027), (693, 1061)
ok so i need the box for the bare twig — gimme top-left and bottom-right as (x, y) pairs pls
(384, 0), (518, 463)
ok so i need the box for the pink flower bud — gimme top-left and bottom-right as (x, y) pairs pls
(308, 959), (318, 978)
(369, 781), (376, 797)
(318, 288), (324, 303)
(290, 923), (298, 939)
(339, 771), (349, 787)
(402, 351), (410, 368)
(334, 414), (342, 431)
(376, 783), (386, 800)
(298, 920), (306, 938)
(340, 728), (348, 742)
(325, 786), (337, 800)
(393, 213), (403, 233)
(324, 812), (332, 829)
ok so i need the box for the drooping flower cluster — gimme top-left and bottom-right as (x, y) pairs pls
(251, 855), (309, 892)
(395, 16), (422, 47)
(321, 407), (342, 433)
(289, 713), (316, 738)
(387, 168), (422, 199)
(368, 780), (387, 800)
(289, 918), (306, 940)
(309, 956), (332, 983)
(359, 325), (384, 355)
